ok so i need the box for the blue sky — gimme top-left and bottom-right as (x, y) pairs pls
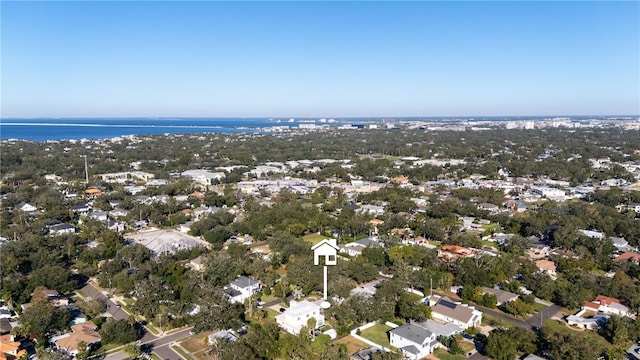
(2, 1), (639, 118)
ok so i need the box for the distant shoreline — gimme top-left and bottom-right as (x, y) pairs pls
(1, 116), (637, 142)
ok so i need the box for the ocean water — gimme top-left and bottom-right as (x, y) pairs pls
(0, 118), (282, 142)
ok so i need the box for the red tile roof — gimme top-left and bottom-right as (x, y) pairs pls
(614, 252), (640, 263)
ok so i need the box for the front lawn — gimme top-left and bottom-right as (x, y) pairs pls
(359, 324), (394, 349)
(334, 335), (370, 354)
(481, 314), (515, 329)
(180, 331), (214, 360)
(303, 233), (332, 245)
(258, 292), (277, 303)
(544, 319), (612, 350)
(266, 308), (281, 320)
(171, 345), (194, 360)
(433, 349), (465, 360)
(532, 302), (548, 313)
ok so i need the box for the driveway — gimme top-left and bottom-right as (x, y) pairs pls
(527, 304), (563, 329)
(468, 352), (490, 360)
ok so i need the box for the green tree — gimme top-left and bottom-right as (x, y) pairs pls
(503, 299), (534, 318)
(485, 329), (518, 360)
(98, 319), (139, 345)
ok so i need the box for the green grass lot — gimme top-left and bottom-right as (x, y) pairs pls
(334, 335), (370, 354)
(181, 332), (211, 352)
(171, 345), (194, 360)
(481, 223), (501, 232)
(478, 239), (499, 250)
(481, 314), (515, 329)
(258, 292), (277, 303)
(94, 343), (121, 353)
(180, 331), (214, 360)
(145, 323), (161, 335)
(434, 349), (465, 360)
(359, 324), (394, 350)
(433, 340), (475, 360)
(532, 302), (547, 313)
(544, 319), (612, 350)
(266, 308), (281, 320)
(303, 233), (333, 245)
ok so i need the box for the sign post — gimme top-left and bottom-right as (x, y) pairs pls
(311, 238), (339, 309)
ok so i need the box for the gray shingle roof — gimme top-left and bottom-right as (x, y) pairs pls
(389, 323), (434, 344)
(231, 276), (259, 289)
(432, 299), (475, 324)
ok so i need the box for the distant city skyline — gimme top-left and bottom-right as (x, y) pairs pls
(2, 1), (639, 118)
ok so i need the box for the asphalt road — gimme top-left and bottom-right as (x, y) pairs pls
(153, 345), (183, 360)
(80, 282), (130, 321)
(628, 342), (640, 359)
(141, 328), (193, 348)
(140, 328), (193, 360)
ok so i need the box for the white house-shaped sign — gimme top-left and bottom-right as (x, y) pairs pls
(311, 239), (339, 266)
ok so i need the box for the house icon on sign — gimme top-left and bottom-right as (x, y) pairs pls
(311, 239), (339, 266)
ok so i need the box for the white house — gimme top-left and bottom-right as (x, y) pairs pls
(532, 187), (566, 200)
(583, 295), (633, 318)
(275, 300), (324, 335)
(49, 223), (76, 236)
(311, 239), (339, 266)
(89, 211), (108, 222)
(429, 296), (483, 329)
(17, 202), (37, 212)
(181, 169), (226, 186)
(610, 237), (633, 253)
(107, 220), (125, 233)
(356, 204), (385, 216)
(388, 323), (440, 360)
(339, 238), (383, 257)
(108, 208), (129, 219)
(578, 229), (604, 240)
(477, 203), (500, 214)
(566, 312), (609, 330)
(70, 204), (91, 216)
(224, 276), (261, 304)
(207, 330), (238, 346)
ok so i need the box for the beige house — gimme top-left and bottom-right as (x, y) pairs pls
(53, 322), (101, 356)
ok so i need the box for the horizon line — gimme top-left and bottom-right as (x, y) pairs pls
(2, 114), (639, 120)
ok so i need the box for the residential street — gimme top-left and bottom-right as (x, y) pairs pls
(82, 281), (193, 360)
(80, 281), (130, 321)
(627, 342), (640, 360)
(153, 345), (184, 360)
(140, 328), (193, 360)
